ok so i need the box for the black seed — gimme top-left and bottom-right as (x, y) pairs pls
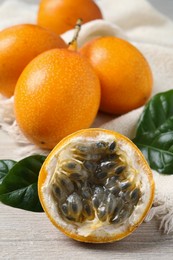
(104, 153), (118, 161)
(67, 192), (83, 217)
(131, 188), (140, 200)
(52, 182), (67, 202)
(67, 162), (76, 169)
(77, 145), (88, 153)
(92, 197), (100, 208)
(84, 203), (92, 216)
(115, 166), (126, 174)
(66, 216), (75, 221)
(120, 181), (131, 190)
(52, 184), (61, 198)
(82, 200), (95, 221)
(127, 203), (134, 213)
(60, 179), (66, 186)
(95, 171), (107, 179)
(109, 141), (116, 151)
(111, 215), (120, 224)
(120, 209), (130, 220)
(107, 193), (117, 215)
(70, 173), (82, 180)
(130, 188), (140, 205)
(94, 186), (104, 194)
(106, 177), (120, 195)
(100, 161), (116, 171)
(92, 186), (106, 209)
(96, 141), (107, 149)
(73, 181), (82, 190)
(121, 190), (131, 202)
(55, 187), (61, 196)
(98, 206), (107, 221)
(109, 186), (120, 196)
(62, 160), (81, 172)
(81, 187), (92, 199)
(59, 174), (74, 193)
(61, 203), (68, 215)
(72, 203), (78, 213)
(112, 198), (124, 219)
(120, 204), (134, 220)
(83, 200), (94, 217)
(83, 161), (97, 172)
(105, 176), (119, 188)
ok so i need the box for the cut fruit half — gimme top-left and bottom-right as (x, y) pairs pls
(38, 128), (155, 243)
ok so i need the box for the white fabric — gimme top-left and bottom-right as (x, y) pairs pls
(0, 0), (173, 233)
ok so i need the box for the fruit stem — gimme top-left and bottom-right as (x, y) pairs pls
(68, 18), (83, 51)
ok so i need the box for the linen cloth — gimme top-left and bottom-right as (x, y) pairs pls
(0, 0), (173, 233)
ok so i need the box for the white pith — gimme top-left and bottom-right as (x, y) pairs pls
(42, 131), (153, 239)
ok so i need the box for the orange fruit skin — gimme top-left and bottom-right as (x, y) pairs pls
(0, 24), (67, 98)
(38, 128), (155, 243)
(80, 36), (153, 115)
(14, 49), (101, 150)
(37, 0), (103, 35)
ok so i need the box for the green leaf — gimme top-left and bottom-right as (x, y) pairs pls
(133, 90), (173, 174)
(0, 155), (46, 212)
(0, 160), (16, 184)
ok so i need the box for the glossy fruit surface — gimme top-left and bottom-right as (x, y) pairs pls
(0, 24), (66, 97)
(80, 36), (153, 115)
(38, 128), (155, 243)
(14, 49), (100, 149)
(37, 0), (103, 35)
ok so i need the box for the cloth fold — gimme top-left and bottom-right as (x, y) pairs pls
(0, 0), (173, 233)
